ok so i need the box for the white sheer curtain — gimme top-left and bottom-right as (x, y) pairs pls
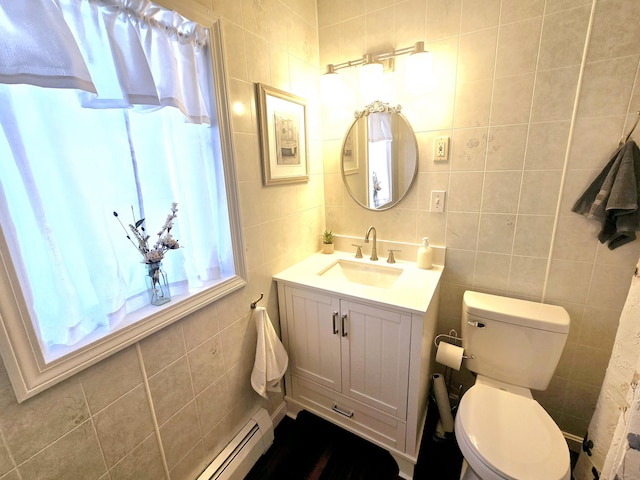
(0, 0), (225, 353)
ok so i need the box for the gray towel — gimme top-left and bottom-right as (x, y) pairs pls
(572, 140), (640, 249)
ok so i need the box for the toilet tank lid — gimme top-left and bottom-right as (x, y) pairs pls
(463, 291), (570, 333)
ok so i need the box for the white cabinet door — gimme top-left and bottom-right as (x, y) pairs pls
(285, 286), (342, 391)
(340, 300), (411, 419)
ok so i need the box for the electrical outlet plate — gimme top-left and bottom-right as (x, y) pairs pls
(434, 136), (449, 161)
(430, 190), (446, 213)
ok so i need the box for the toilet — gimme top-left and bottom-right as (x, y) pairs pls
(454, 291), (571, 480)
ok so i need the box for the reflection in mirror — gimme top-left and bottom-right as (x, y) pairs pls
(341, 101), (418, 210)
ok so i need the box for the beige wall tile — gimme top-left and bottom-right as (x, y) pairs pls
(500, 0), (544, 24)
(477, 213), (516, 254)
(578, 57), (638, 117)
(460, 0), (500, 33)
(451, 127), (488, 171)
(148, 356), (195, 425)
(426, 0), (461, 41)
(579, 307), (620, 350)
(109, 435), (165, 480)
(486, 124), (528, 171)
(531, 66), (580, 122)
(340, 0), (366, 22)
(552, 215), (599, 262)
(568, 115), (626, 170)
(481, 171), (522, 214)
(182, 305), (220, 352)
(0, 438), (12, 477)
(473, 252), (510, 292)
(448, 172), (484, 213)
(93, 385), (155, 467)
(139, 322), (186, 377)
(366, 7), (396, 53)
(0, 380), (89, 464)
(453, 79), (493, 128)
(518, 170), (562, 215)
(18, 422), (106, 480)
(513, 215), (554, 258)
(160, 402), (202, 469)
(394, 0), (426, 47)
(317, 0), (340, 28)
(545, 259), (593, 304)
(490, 73), (535, 126)
(196, 377), (232, 435)
(441, 249), (476, 285)
(457, 29), (498, 83)
(507, 255), (547, 299)
(187, 336), (226, 395)
(495, 17), (542, 77)
(80, 346), (143, 414)
(446, 212), (480, 250)
(525, 121), (570, 170)
(222, 21), (247, 81)
(538, 6), (590, 70)
(0, 470), (20, 480)
(588, 0), (640, 61)
(587, 263), (635, 310)
(169, 441), (207, 480)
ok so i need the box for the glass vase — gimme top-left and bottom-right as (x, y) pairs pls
(145, 262), (170, 306)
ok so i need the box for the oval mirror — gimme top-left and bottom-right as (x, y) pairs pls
(341, 101), (418, 210)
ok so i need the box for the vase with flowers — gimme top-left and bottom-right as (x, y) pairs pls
(114, 202), (180, 306)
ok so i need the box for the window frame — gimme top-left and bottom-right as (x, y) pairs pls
(0, 15), (246, 402)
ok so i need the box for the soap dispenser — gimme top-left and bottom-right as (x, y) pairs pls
(417, 237), (433, 269)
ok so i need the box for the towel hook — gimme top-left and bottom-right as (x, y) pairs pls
(250, 292), (264, 309)
(619, 111), (640, 146)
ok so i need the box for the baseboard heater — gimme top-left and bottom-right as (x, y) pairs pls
(197, 408), (274, 480)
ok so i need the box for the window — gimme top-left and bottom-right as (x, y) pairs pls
(0, 0), (245, 401)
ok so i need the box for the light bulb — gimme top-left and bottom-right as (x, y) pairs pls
(406, 42), (434, 94)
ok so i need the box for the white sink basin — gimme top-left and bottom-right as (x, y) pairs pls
(317, 259), (403, 289)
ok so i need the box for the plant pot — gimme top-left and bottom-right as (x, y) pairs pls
(322, 243), (334, 254)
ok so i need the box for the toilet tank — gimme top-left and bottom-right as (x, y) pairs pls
(462, 291), (570, 391)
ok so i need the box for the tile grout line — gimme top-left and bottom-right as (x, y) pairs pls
(136, 342), (171, 480)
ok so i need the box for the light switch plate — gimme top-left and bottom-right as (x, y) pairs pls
(430, 190), (446, 213)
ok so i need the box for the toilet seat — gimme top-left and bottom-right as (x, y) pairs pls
(455, 384), (571, 480)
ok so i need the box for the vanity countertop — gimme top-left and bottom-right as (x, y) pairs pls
(273, 250), (443, 314)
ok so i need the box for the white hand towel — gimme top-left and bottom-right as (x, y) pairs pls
(251, 306), (289, 399)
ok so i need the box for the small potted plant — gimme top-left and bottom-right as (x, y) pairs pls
(321, 229), (335, 254)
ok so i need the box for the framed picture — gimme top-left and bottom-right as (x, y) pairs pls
(256, 83), (309, 185)
(342, 134), (359, 175)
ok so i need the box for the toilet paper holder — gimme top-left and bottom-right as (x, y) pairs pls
(434, 331), (475, 360)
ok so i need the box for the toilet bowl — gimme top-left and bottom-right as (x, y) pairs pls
(455, 377), (570, 480)
(454, 291), (571, 480)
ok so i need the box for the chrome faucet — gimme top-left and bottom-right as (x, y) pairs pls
(364, 226), (378, 261)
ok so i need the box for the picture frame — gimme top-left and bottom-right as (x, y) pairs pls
(256, 83), (309, 186)
(342, 134), (359, 175)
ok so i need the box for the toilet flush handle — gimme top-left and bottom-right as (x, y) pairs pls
(467, 320), (485, 328)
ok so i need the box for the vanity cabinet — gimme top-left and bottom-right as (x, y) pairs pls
(274, 252), (442, 479)
(283, 286), (411, 419)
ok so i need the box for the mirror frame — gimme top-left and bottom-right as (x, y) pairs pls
(340, 101), (419, 211)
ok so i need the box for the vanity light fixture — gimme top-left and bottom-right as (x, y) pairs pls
(321, 41), (433, 98)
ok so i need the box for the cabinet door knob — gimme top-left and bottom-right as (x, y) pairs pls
(341, 314), (348, 337)
(332, 311), (339, 335)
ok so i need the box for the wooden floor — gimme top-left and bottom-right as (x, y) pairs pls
(245, 398), (463, 480)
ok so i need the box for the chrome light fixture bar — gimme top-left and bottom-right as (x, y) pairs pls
(323, 41), (429, 75)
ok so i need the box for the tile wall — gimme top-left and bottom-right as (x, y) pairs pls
(318, 0), (640, 438)
(0, 0), (323, 479)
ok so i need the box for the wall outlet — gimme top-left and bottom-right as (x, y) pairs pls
(430, 190), (446, 213)
(434, 136), (450, 161)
